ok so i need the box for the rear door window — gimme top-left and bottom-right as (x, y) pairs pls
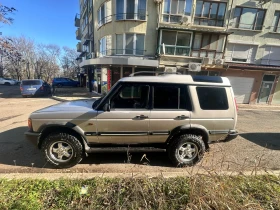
(196, 87), (228, 110)
(22, 80), (41, 85)
(153, 84), (192, 110)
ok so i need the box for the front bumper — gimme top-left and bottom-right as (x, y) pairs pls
(225, 130), (238, 141)
(25, 131), (40, 147)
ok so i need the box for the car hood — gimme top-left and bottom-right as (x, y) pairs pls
(34, 99), (97, 113)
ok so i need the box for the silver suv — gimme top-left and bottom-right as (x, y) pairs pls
(25, 74), (238, 168)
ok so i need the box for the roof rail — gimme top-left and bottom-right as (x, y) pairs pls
(129, 71), (181, 77)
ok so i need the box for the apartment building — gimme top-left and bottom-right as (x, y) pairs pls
(75, 0), (280, 104)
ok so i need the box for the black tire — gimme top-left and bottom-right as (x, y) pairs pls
(168, 134), (206, 167)
(57, 84), (62, 88)
(4, 82), (10, 85)
(42, 132), (84, 168)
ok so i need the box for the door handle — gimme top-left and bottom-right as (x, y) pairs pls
(136, 115), (149, 119)
(176, 115), (189, 120)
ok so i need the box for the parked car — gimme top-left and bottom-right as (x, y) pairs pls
(52, 77), (80, 87)
(20, 79), (51, 97)
(25, 74), (238, 168)
(0, 77), (17, 85)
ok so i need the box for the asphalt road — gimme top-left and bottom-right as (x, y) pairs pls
(0, 85), (280, 174)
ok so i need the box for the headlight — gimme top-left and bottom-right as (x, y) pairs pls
(28, 118), (33, 131)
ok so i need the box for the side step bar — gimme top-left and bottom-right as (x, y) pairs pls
(86, 147), (166, 153)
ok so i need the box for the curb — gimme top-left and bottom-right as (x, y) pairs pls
(50, 96), (68, 102)
(0, 170), (279, 180)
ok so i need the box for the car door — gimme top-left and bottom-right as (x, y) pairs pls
(149, 84), (191, 143)
(96, 83), (150, 144)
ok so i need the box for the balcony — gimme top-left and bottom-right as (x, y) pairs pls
(76, 42), (82, 52)
(76, 28), (81, 40)
(75, 14), (80, 27)
(191, 50), (223, 59)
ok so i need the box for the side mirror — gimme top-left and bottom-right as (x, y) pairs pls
(103, 103), (110, 112)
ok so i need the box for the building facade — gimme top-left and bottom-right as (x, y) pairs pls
(75, 0), (280, 104)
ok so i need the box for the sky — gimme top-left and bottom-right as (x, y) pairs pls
(1, 0), (79, 49)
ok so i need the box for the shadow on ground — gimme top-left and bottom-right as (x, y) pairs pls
(240, 133), (280, 150)
(0, 126), (172, 170)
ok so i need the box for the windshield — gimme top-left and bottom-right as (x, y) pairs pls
(22, 80), (41, 85)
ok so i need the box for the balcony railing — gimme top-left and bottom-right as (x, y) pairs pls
(76, 42), (82, 53)
(76, 28), (81, 40)
(159, 45), (191, 56)
(98, 12), (147, 28)
(194, 17), (225, 27)
(75, 14), (80, 27)
(261, 59), (280, 66)
(230, 21), (264, 31)
(191, 50), (223, 59)
(99, 48), (146, 57)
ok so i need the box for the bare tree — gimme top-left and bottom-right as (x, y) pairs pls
(61, 46), (80, 79)
(0, 4), (16, 25)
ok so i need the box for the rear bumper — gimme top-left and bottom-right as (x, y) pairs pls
(25, 131), (40, 147)
(225, 130), (238, 141)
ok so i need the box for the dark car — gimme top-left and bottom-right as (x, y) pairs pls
(20, 79), (51, 97)
(52, 77), (80, 87)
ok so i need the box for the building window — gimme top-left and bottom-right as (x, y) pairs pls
(82, 14), (88, 31)
(262, 45), (280, 66)
(272, 11), (280, 32)
(97, 0), (112, 27)
(225, 43), (257, 63)
(160, 30), (192, 56)
(191, 33), (225, 59)
(162, 0), (192, 23)
(116, 0), (146, 20)
(194, 1), (226, 27)
(99, 36), (112, 57)
(116, 34), (145, 55)
(233, 7), (266, 30)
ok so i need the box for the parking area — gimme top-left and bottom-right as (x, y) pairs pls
(0, 84), (280, 173)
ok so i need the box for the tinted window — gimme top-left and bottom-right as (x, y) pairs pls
(196, 87), (228, 110)
(153, 85), (191, 110)
(111, 85), (149, 109)
(22, 80), (41, 85)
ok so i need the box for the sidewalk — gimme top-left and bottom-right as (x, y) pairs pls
(238, 104), (280, 111)
(51, 87), (101, 102)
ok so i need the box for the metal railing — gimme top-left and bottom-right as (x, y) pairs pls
(230, 21), (264, 30)
(191, 50), (223, 59)
(261, 59), (280, 66)
(194, 17), (225, 27)
(99, 49), (146, 57)
(159, 45), (191, 56)
(98, 12), (147, 28)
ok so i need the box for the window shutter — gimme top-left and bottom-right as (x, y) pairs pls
(106, 0), (112, 23)
(106, 35), (112, 55)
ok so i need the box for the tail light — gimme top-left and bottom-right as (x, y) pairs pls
(234, 98), (238, 111)
(20, 86), (23, 91)
(28, 118), (33, 131)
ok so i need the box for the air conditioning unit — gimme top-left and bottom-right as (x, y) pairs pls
(214, 58), (225, 65)
(164, 66), (177, 73)
(188, 63), (201, 72)
(180, 15), (192, 25)
(202, 57), (213, 65)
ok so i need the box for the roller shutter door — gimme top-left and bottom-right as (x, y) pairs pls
(227, 77), (254, 104)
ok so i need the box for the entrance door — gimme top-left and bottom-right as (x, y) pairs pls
(258, 75), (276, 103)
(258, 82), (274, 103)
(96, 83), (150, 144)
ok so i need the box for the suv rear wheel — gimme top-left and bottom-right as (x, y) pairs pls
(42, 132), (83, 168)
(168, 134), (205, 167)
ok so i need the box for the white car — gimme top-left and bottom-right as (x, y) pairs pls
(0, 77), (17, 85)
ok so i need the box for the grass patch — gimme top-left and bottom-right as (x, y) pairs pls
(0, 175), (279, 209)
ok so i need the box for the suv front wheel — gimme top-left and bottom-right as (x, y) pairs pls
(42, 132), (84, 168)
(168, 134), (205, 167)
